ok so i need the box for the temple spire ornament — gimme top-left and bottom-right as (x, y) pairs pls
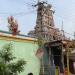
(8, 16), (20, 35)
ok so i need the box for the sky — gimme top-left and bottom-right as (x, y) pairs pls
(0, 0), (75, 39)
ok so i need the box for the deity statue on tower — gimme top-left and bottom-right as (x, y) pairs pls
(8, 16), (20, 35)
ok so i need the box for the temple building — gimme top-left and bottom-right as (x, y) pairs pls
(28, 1), (75, 75)
(0, 1), (75, 75)
(28, 1), (65, 42)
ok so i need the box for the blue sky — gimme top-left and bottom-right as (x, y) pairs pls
(0, 0), (74, 39)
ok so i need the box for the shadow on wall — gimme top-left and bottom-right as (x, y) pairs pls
(28, 73), (33, 75)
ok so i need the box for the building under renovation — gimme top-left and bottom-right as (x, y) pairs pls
(28, 1), (75, 75)
(0, 1), (74, 75)
(28, 1), (65, 41)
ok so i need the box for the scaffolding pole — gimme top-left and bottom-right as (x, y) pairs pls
(66, 44), (70, 75)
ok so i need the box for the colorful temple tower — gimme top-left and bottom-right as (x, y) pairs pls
(33, 1), (64, 75)
(34, 1), (64, 42)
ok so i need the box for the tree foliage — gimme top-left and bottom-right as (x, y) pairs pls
(0, 43), (26, 75)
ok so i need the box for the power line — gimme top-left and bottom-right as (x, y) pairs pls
(0, 9), (36, 16)
(64, 31), (74, 36)
(0, 7), (74, 38)
(47, 25), (74, 37)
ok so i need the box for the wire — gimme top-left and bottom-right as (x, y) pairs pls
(0, 2), (74, 38)
(64, 31), (74, 36)
(47, 25), (74, 37)
(0, 9), (36, 16)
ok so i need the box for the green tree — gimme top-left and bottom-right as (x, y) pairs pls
(0, 43), (26, 75)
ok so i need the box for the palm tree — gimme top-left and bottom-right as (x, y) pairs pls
(0, 43), (26, 75)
